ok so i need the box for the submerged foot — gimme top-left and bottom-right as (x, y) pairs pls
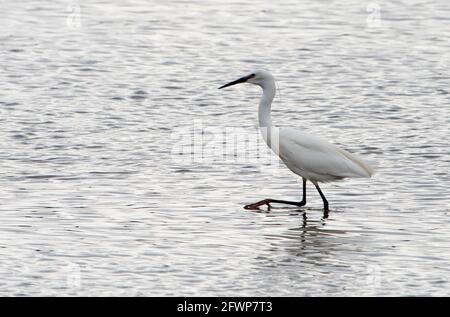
(244, 199), (306, 210)
(244, 199), (272, 211)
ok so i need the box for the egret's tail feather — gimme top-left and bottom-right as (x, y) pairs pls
(337, 148), (375, 178)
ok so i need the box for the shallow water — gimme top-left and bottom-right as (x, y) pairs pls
(1, 0), (450, 296)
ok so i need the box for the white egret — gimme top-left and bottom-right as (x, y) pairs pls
(219, 70), (374, 211)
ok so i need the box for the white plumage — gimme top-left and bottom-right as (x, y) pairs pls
(219, 70), (374, 211)
(279, 128), (374, 183)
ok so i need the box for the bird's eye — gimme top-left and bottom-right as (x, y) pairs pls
(250, 73), (256, 77)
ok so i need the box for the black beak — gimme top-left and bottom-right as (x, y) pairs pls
(218, 74), (254, 89)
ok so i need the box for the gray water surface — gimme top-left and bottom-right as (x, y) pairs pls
(1, 0), (450, 296)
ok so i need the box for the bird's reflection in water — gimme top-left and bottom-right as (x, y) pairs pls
(250, 207), (351, 294)
(292, 209), (329, 249)
(248, 206), (345, 256)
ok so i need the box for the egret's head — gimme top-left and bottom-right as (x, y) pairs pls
(219, 70), (273, 89)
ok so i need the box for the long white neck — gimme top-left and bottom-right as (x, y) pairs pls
(258, 78), (276, 128)
(257, 78), (278, 153)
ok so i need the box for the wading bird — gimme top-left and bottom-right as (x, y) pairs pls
(219, 70), (374, 211)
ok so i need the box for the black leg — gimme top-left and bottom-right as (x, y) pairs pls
(313, 183), (329, 211)
(244, 178), (307, 210)
(300, 178), (306, 205)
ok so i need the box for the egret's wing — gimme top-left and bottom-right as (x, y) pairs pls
(279, 128), (374, 179)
